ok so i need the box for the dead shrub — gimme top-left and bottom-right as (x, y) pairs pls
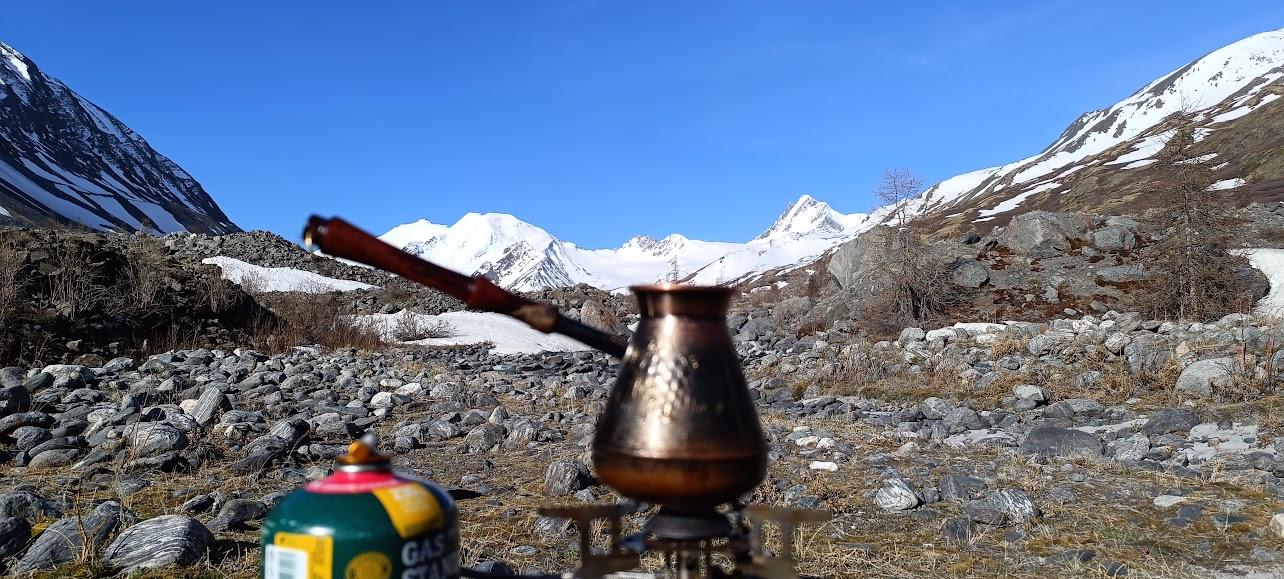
(200, 270), (236, 313)
(771, 296), (812, 333)
(252, 292), (384, 353)
(238, 271), (267, 296)
(0, 242), (23, 332)
(120, 237), (169, 315)
(748, 285), (780, 308)
(48, 243), (105, 319)
(988, 333), (1028, 358)
(392, 313), (456, 342)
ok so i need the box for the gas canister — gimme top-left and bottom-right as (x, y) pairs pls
(261, 435), (459, 579)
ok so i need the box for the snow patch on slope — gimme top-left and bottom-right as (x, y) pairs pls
(202, 256), (376, 293)
(357, 310), (591, 355)
(1238, 249), (1284, 314)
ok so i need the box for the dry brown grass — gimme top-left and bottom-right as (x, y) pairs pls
(0, 241), (23, 333)
(250, 292), (384, 353)
(988, 333), (1028, 358)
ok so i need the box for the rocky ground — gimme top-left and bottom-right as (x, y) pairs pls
(1, 304), (1284, 577)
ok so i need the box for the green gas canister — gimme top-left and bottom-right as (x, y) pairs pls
(261, 436), (459, 579)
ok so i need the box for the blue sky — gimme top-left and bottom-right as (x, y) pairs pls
(3, 2), (1283, 247)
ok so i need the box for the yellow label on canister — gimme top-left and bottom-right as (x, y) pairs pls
(272, 531), (334, 579)
(344, 550), (393, 579)
(371, 483), (443, 539)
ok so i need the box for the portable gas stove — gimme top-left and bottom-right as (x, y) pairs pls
(528, 502), (829, 579)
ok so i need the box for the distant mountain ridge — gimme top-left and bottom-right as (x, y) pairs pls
(0, 41), (237, 234)
(378, 194), (872, 291)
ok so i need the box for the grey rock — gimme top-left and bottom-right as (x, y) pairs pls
(899, 327), (926, 344)
(102, 515), (213, 572)
(0, 517), (31, 560)
(192, 386), (231, 426)
(940, 474), (987, 502)
(950, 261), (990, 288)
(1141, 409), (1200, 435)
(462, 423), (506, 453)
(999, 211), (1086, 257)
(943, 407), (985, 434)
(544, 459), (591, 497)
(874, 478), (921, 511)
(920, 397), (954, 420)
(207, 499), (268, 532)
(1042, 398), (1103, 420)
(1097, 265), (1147, 283)
(124, 422), (188, 456)
(0, 489), (61, 519)
(941, 517), (977, 542)
(963, 489), (1040, 526)
(1175, 358), (1235, 397)
(1111, 433), (1151, 462)
(1092, 226), (1136, 251)
(1019, 426), (1102, 457)
(14, 500), (133, 572)
(1012, 384), (1049, 403)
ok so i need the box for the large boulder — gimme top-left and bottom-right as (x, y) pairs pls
(1176, 358), (1236, 397)
(826, 226), (897, 293)
(102, 515), (213, 572)
(999, 212), (1088, 257)
(1091, 226), (1136, 251)
(1018, 426), (1102, 457)
(14, 500), (134, 572)
(950, 260), (990, 288)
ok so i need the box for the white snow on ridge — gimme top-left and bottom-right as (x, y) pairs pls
(1106, 132), (1173, 166)
(357, 310), (591, 355)
(202, 256), (376, 293)
(1238, 248), (1284, 314)
(975, 182), (1060, 221)
(1208, 178), (1247, 191)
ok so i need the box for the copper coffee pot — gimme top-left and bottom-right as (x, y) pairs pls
(303, 217), (768, 534)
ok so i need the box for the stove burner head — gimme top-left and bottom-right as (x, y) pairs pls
(538, 502), (829, 579)
(643, 506), (732, 541)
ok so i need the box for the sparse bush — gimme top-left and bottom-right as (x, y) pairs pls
(251, 292), (384, 353)
(48, 243), (105, 319)
(771, 296), (812, 332)
(748, 285), (780, 308)
(988, 333), (1029, 358)
(238, 271), (267, 296)
(392, 313), (455, 342)
(121, 237), (169, 315)
(0, 243), (23, 332)
(200, 270), (236, 313)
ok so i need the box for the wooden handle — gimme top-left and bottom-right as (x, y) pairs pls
(303, 216), (628, 358)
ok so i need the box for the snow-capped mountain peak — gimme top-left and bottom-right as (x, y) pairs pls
(379, 194), (872, 291)
(754, 194), (872, 241)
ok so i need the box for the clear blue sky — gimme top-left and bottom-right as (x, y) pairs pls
(3, 2), (1282, 247)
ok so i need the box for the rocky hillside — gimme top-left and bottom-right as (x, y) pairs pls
(0, 42), (237, 234)
(908, 28), (1284, 236)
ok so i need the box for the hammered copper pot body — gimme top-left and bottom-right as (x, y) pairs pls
(592, 285), (768, 507)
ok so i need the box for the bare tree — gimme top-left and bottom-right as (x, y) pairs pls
(1143, 113), (1245, 320)
(875, 168), (923, 232)
(858, 169), (961, 330)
